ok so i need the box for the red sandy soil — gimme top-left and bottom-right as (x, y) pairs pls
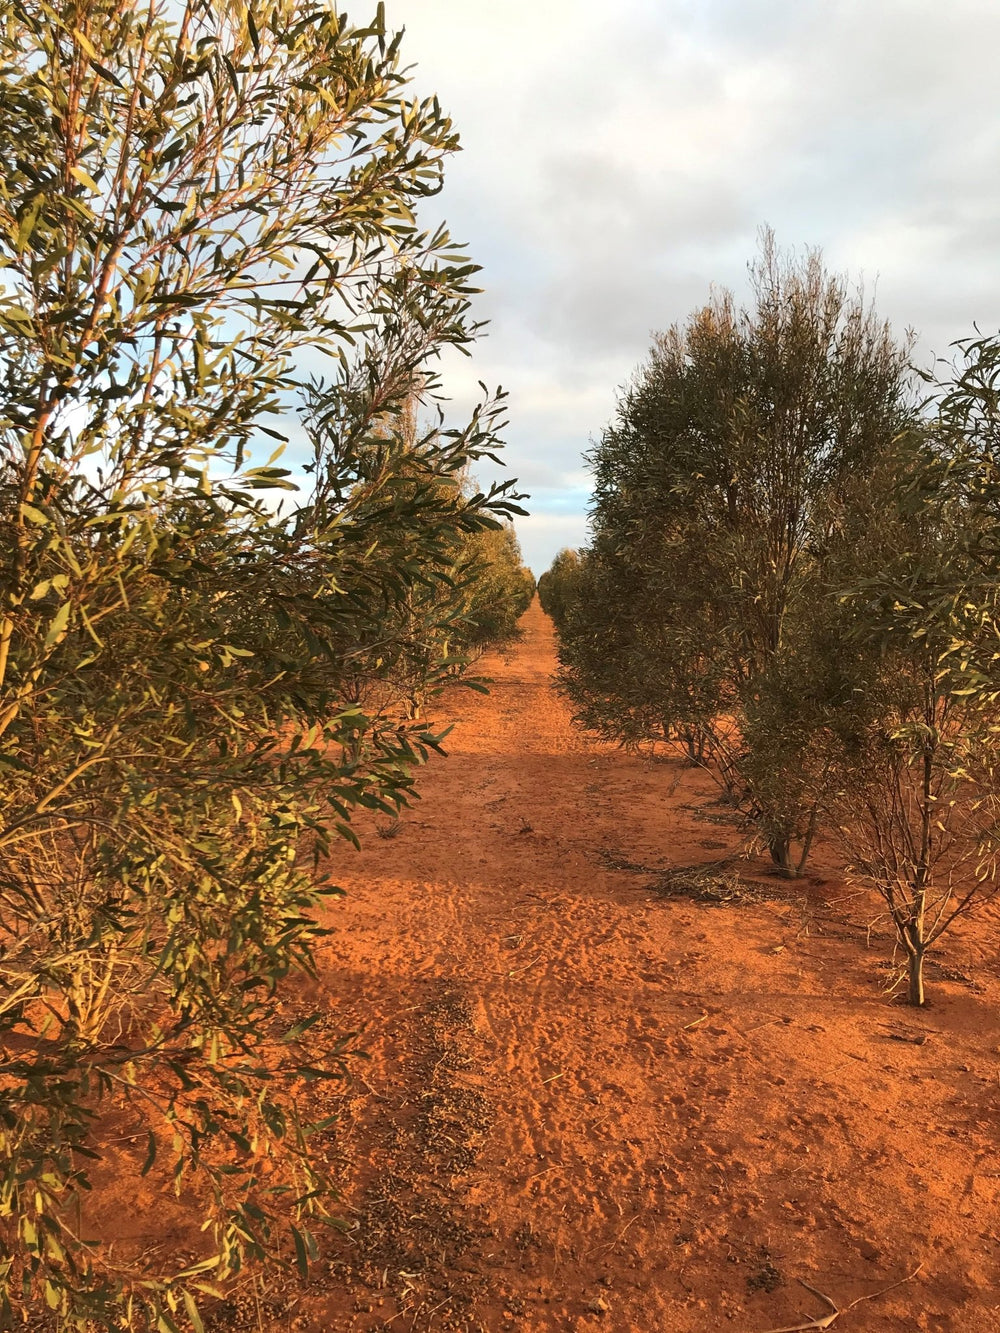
(230, 601), (1000, 1331)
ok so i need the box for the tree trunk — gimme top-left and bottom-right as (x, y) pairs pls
(793, 806), (819, 878)
(904, 690), (933, 1007)
(769, 834), (795, 877)
(906, 946), (926, 1007)
(681, 729), (704, 765)
(900, 906), (928, 1005)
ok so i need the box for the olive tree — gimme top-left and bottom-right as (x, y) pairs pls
(0, 1), (522, 1327)
(824, 352), (1000, 1004)
(456, 522), (535, 652)
(537, 547), (582, 631)
(557, 235), (916, 873)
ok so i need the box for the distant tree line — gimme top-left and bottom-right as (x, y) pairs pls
(460, 521), (536, 653)
(543, 232), (1000, 1007)
(537, 547), (582, 629)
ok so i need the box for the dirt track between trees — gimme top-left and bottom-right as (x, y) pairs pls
(287, 600), (1000, 1332)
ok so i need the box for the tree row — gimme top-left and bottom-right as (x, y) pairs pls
(542, 232), (1000, 1008)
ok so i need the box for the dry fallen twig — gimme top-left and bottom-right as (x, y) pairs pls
(738, 1014), (785, 1036)
(587, 1213), (640, 1258)
(757, 1263), (923, 1332)
(758, 1280), (838, 1332)
(682, 1012), (710, 1031)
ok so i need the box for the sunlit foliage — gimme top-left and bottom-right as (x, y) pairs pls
(0, 1), (523, 1325)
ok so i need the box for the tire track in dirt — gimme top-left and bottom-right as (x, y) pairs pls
(294, 601), (1000, 1333)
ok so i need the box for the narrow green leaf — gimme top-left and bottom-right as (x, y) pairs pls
(181, 1290), (204, 1333)
(290, 1225), (308, 1277)
(43, 601), (71, 649)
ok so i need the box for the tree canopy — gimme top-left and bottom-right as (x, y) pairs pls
(548, 238), (1000, 1004)
(556, 234), (917, 871)
(0, 1), (525, 1326)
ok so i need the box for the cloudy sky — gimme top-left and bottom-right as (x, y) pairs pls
(384, 0), (1000, 574)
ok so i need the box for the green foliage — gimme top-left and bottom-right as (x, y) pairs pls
(557, 280), (1000, 1000)
(536, 548), (582, 631)
(556, 233), (916, 872)
(299, 396), (528, 724)
(456, 523), (535, 652)
(0, 1), (523, 1326)
(869, 333), (1000, 703)
(822, 375), (1000, 1004)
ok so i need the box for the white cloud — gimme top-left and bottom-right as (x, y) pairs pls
(386, 0), (1000, 572)
(514, 512), (591, 577)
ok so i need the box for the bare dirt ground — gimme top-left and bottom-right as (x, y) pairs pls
(227, 600), (1000, 1332)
